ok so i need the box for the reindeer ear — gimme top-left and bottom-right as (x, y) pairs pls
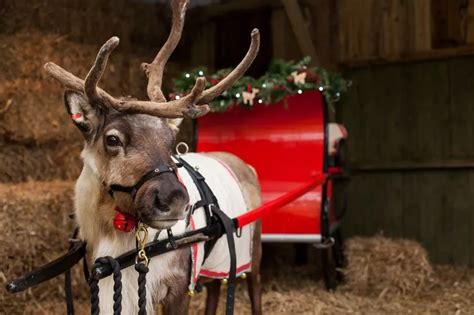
(63, 90), (101, 138)
(167, 118), (184, 134)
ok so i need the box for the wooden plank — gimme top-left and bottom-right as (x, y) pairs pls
(379, 173), (403, 237)
(405, 0), (432, 52)
(344, 174), (378, 237)
(401, 173), (421, 240)
(271, 9), (287, 60)
(341, 45), (474, 69)
(281, 0), (319, 65)
(337, 0), (350, 61)
(417, 172), (442, 263)
(466, 0), (474, 43)
(372, 64), (404, 162)
(379, 0), (406, 57)
(443, 171), (472, 265)
(431, 0), (467, 48)
(351, 159), (474, 172)
(310, 0), (338, 68)
(352, 68), (375, 164)
(448, 57), (474, 159)
(470, 172), (474, 265)
(190, 21), (216, 69)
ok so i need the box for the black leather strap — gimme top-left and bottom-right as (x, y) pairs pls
(65, 228), (79, 315)
(173, 156), (219, 260)
(211, 206), (237, 315)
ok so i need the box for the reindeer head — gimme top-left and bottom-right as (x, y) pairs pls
(44, 0), (260, 230)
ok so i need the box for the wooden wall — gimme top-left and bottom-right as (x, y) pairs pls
(338, 0), (432, 61)
(339, 56), (474, 266)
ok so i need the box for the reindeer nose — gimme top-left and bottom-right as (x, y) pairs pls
(153, 193), (171, 213)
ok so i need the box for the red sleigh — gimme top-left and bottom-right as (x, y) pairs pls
(196, 90), (348, 289)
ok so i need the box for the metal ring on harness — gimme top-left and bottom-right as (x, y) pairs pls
(175, 142), (189, 156)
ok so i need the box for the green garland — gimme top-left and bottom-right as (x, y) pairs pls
(170, 56), (349, 112)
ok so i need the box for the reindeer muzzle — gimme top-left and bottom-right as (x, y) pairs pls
(108, 162), (183, 200)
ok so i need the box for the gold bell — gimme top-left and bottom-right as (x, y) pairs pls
(187, 290), (195, 297)
(240, 273), (247, 279)
(221, 278), (228, 285)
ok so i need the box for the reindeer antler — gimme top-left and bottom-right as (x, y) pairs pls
(84, 37), (120, 105)
(43, 0), (260, 119)
(142, 0), (188, 102)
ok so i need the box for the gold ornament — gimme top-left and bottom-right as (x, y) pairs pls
(291, 71), (307, 85)
(188, 290), (195, 297)
(240, 272), (247, 279)
(221, 278), (228, 285)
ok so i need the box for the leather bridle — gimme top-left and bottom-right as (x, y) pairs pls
(107, 160), (183, 200)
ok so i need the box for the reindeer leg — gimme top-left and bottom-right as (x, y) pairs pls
(247, 221), (262, 315)
(162, 249), (192, 315)
(204, 280), (221, 315)
(162, 285), (191, 315)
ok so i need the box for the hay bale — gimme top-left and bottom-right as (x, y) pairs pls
(0, 143), (82, 182)
(342, 235), (434, 297)
(0, 30), (178, 144)
(0, 30), (152, 145)
(0, 181), (88, 314)
(0, 31), (148, 96)
(0, 79), (82, 144)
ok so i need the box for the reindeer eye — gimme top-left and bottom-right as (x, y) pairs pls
(106, 135), (122, 147)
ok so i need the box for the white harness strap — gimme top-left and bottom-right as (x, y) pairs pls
(175, 153), (253, 291)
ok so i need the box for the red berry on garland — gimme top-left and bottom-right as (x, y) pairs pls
(247, 83), (252, 92)
(306, 70), (320, 83)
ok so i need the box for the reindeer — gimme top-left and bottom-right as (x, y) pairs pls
(43, 0), (262, 314)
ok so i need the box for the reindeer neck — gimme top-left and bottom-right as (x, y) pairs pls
(74, 149), (123, 248)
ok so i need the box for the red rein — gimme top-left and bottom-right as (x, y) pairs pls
(112, 175), (326, 232)
(235, 175), (326, 228)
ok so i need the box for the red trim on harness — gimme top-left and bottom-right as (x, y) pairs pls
(236, 175), (326, 228)
(71, 113), (82, 120)
(176, 172), (185, 186)
(209, 157), (238, 181)
(199, 262), (252, 278)
(338, 124), (348, 138)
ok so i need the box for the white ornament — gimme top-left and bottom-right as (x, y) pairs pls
(291, 71), (307, 85)
(242, 88), (260, 105)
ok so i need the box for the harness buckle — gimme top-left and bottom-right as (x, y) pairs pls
(166, 229), (178, 250)
(135, 224), (149, 267)
(235, 227), (243, 238)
